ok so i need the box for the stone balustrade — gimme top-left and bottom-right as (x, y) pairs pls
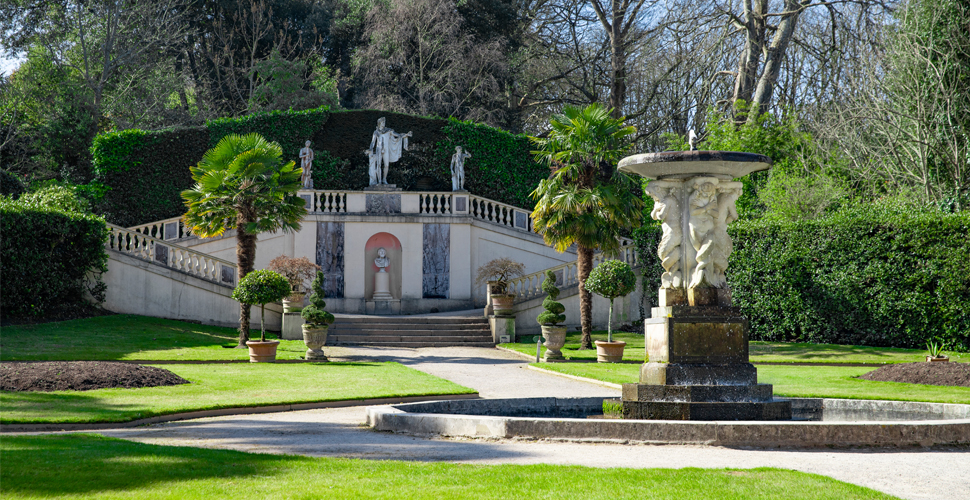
(506, 238), (640, 302)
(129, 216), (193, 241)
(106, 224), (237, 286)
(295, 190), (534, 232)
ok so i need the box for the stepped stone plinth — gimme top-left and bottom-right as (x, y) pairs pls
(616, 148), (791, 421)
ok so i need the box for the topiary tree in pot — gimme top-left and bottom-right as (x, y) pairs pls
(301, 271), (335, 361)
(585, 260), (637, 362)
(536, 270), (567, 361)
(232, 269), (291, 362)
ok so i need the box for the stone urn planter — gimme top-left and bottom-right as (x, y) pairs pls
(246, 340), (280, 363)
(926, 355), (949, 363)
(595, 340), (626, 363)
(283, 292), (305, 313)
(541, 325), (567, 361)
(302, 324), (329, 361)
(490, 294), (516, 315)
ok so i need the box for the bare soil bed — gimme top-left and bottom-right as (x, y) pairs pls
(0, 361), (189, 392)
(859, 361), (970, 387)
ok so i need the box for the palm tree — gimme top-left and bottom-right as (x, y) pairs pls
(530, 104), (643, 350)
(181, 133), (307, 347)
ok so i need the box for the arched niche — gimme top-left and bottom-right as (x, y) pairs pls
(364, 232), (403, 300)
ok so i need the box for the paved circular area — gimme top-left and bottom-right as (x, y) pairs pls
(78, 346), (970, 499)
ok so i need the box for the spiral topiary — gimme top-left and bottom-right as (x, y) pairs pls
(301, 271), (335, 327)
(536, 270), (566, 325)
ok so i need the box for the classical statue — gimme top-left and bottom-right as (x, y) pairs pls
(299, 140), (314, 189)
(374, 247), (390, 272)
(688, 178), (719, 289)
(450, 146), (472, 191)
(364, 149), (380, 186)
(688, 129), (698, 151)
(711, 183), (743, 288)
(367, 117), (412, 185)
(645, 182), (683, 289)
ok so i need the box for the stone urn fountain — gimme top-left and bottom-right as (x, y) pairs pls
(616, 150), (792, 420)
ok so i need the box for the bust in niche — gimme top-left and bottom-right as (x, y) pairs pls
(374, 247), (390, 272)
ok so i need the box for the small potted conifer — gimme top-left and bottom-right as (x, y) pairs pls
(585, 260), (637, 363)
(232, 269), (291, 362)
(301, 271), (335, 361)
(537, 270), (567, 361)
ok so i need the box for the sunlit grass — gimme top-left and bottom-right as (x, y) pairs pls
(0, 434), (898, 500)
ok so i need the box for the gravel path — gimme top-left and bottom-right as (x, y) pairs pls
(89, 346), (969, 500)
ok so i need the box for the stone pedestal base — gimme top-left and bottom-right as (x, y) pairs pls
(366, 299), (401, 315)
(364, 184), (402, 191)
(488, 315), (515, 344)
(281, 312), (305, 340)
(621, 305), (791, 421)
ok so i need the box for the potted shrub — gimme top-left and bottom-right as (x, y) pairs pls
(585, 260), (636, 363)
(475, 258), (525, 315)
(537, 270), (567, 361)
(269, 255), (321, 313)
(232, 269), (291, 362)
(301, 271), (335, 361)
(926, 338), (949, 362)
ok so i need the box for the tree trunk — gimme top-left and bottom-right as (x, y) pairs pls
(236, 215), (257, 347)
(609, 19), (626, 118)
(577, 245), (595, 350)
(746, 0), (804, 124)
(733, 0), (768, 109)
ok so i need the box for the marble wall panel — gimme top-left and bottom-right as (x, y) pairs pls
(316, 221), (345, 298)
(422, 223), (450, 298)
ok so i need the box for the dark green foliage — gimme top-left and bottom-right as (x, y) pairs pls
(89, 108), (546, 227)
(537, 270), (566, 325)
(585, 260), (637, 301)
(729, 205), (970, 351)
(302, 271), (335, 326)
(91, 126), (210, 227)
(232, 270), (291, 306)
(632, 223), (663, 317)
(1, 170), (26, 199)
(0, 198), (108, 318)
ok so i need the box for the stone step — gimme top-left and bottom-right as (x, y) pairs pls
(330, 328), (492, 337)
(329, 340), (497, 348)
(330, 324), (489, 332)
(333, 316), (486, 325)
(330, 335), (492, 344)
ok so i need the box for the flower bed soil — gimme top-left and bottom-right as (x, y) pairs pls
(0, 361), (189, 392)
(859, 362), (970, 387)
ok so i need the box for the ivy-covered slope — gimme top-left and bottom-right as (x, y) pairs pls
(90, 108), (547, 227)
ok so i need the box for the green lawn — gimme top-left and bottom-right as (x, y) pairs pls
(531, 363), (970, 404)
(0, 434), (897, 500)
(0, 314), (310, 361)
(501, 332), (969, 364)
(0, 362), (475, 424)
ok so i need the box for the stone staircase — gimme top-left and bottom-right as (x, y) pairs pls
(327, 315), (493, 347)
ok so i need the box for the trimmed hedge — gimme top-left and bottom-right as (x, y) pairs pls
(90, 108), (547, 227)
(0, 198), (109, 318)
(634, 206), (970, 351)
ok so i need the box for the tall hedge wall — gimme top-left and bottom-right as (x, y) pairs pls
(90, 108), (547, 227)
(634, 206), (970, 351)
(0, 199), (109, 318)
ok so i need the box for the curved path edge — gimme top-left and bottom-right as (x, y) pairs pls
(0, 393), (479, 433)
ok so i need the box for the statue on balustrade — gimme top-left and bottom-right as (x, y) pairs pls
(367, 117), (412, 185)
(450, 146), (471, 191)
(299, 140), (314, 189)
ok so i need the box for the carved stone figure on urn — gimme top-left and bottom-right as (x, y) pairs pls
(645, 182), (684, 296)
(688, 177), (719, 290)
(450, 146), (472, 191)
(299, 141), (314, 189)
(368, 117), (412, 185)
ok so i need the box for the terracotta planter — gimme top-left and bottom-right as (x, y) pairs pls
(302, 324), (330, 361)
(595, 340), (626, 363)
(926, 356), (949, 362)
(283, 293), (305, 313)
(490, 294), (516, 315)
(541, 325), (567, 361)
(245, 340), (280, 363)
